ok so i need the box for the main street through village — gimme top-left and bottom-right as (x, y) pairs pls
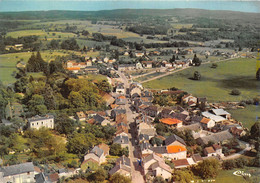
(116, 71), (145, 183)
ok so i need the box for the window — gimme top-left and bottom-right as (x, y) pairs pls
(37, 122), (38, 125)
(32, 123), (34, 126)
(42, 122), (43, 125)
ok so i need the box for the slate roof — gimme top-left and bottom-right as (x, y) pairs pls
(140, 142), (152, 151)
(113, 135), (129, 144)
(177, 123), (202, 132)
(28, 115), (54, 123)
(35, 172), (52, 183)
(197, 130), (233, 145)
(0, 162), (34, 177)
(149, 146), (167, 154)
(93, 114), (105, 124)
(204, 146), (215, 154)
(139, 134), (150, 141)
(165, 134), (186, 146)
(90, 146), (104, 158)
(191, 154), (203, 162)
(190, 116), (203, 123)
(109, 156), (131, 175)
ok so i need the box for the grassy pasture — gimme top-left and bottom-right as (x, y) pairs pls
(143, 58), (260, 102)
(171, 23), (193, 29)
(227, 105), (260, 129)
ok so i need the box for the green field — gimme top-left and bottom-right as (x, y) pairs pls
(143, 58), (260, 102)
(135, 72), (164, 82)
(6, 30), (77, 40)
(215, 167), (260, 183)
(228, 105), (260, 129)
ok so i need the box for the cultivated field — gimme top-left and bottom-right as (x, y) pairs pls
(143, 58), (260, 102)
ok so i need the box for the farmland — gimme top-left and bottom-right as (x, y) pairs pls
(143, 58), (259, 102)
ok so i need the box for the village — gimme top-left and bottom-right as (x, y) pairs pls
(0, 57), (255, 182)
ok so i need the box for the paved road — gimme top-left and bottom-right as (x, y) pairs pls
(222, 140), (251, 160)
(140, 57), (239, 84)
(116, 70), (145, 183)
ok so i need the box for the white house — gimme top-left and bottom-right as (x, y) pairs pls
(143, 153), (172, 181)
(200, 117), (215, 129)
(28, 115), (54, 130)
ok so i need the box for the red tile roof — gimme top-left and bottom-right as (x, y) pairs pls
(160, 118), (182, 125)
(167, 145), (186, 153)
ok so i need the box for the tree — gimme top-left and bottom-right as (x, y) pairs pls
(96, 80), (112, 93)
(256, 68), (260, 80)
(169, 55), (176, 63)
(55, 114), (76, 135)
(82, 30), (90, 36)
(110, 144), (122, 156)
(173, 169), (194, 183)
(193, 71), (201, 80)
(109, 173), (131, 183)
(61, 38), (80, 50)
(87, 168), (107, 183)
(68, 91), (85, 108)
(48, 39), (59, 50)
(67, 132), (96, 154)
(192, 54), (201, 66)
(211, 63), (218, 68)
(195, 159), (220, 179)
(153, 176), (167, 183)
(231, 89), (241, 95)
(250, 122), (260, 140)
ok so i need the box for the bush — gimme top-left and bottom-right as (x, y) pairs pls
(231, 89), (241, 95)
(211, 63), (218, 68)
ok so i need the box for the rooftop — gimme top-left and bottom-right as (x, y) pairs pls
(167, 145), (186, 153)
(160, 118), (182, 125)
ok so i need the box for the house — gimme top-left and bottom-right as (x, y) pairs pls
(142, 90), (153, 98)
(111, 108), (126, 120)
(204, 144), (223, 157)
(113, 135), (129, 148)
(109, 156), (131, 177)
(75, 111), (86, 121)
(83, 144), (109, 165)
(162, 61), (172, 68)
(141, 61), (153, 68)
(230, 126), (246, 137)
(115, 83), (125, 94)
(165, 134), (186, 147)
(172, 159), (190, 169)
(177, 123), (203, 139)
(84, 66), (98, 73)
(130, 87), (142, 99)
(211, 109), (231, 119)
(182, 95), (197, 107)
(191, 153), (203, 163)
(135, 62), (143, 69)
(99, 91), (115, 106)
(115, 98), (127, 105)
(204, 146), (217, 157)
(197, 130), (233, 145)
(139, 133), (150, 143)
(118, 64), (136, 71)
(144, 106), (159, 117)
(160, 118), (183, 128)
(160, 108), (175, 118)
(35, 172), (52, 183)
(200, 117), (215, 129)
(135, 52), (144, 57)
(202, 111), (226, 123)
(143, 153), (172, 181)
(93, 114), (110, 126)
(28, 114), (54, 129)
(0, 162), (35, 183)
(165, 145), (187, 160)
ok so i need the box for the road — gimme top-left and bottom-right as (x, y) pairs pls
(139, 57), (239, 84)
(222, 140), (251, 160)
(116, 70), (145, 183)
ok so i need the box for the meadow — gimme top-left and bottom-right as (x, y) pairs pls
(0, 50), (99, 85)
(143, 58), (260, 102)
(227, 105), (260, 129)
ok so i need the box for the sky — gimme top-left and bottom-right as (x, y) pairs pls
(0, 0), (259, 12)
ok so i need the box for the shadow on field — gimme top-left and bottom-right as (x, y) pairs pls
(219, 76), (260, 89)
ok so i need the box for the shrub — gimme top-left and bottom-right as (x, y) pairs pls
(231, 89), (241, 95)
